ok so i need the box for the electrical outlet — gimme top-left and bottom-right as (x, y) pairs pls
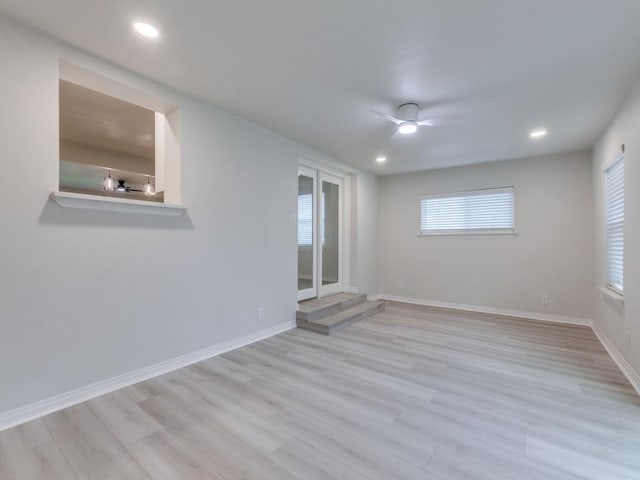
(399, 280), (405, 289)
(257, 307), (265, 322)
(541, 294), (550, 305)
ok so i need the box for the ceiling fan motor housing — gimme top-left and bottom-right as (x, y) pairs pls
(397, 103), (419, 122)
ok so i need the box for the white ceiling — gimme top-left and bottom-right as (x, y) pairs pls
(3, 0), (640, 174)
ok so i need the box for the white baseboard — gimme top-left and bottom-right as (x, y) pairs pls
(592, 323), (640, 396)
(373, 293), (592, 327)
(0, 320), (295, 432)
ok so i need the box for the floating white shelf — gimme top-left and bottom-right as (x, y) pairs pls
(50, 191), (187, 216)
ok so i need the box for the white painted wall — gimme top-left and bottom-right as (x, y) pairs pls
(352, 172), (379, 295)
(0, 19), (378, 414)
(592, 78), (640, 381)
(378, 152), (593, 320)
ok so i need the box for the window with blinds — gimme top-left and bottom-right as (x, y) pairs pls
(420, 187), (515, 235)
(297, 193), (325, 246)
(298, 193), (313, 246)
(605, 155), (624, 294)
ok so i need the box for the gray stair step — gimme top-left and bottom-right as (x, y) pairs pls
(297, 293), (367, 322)
(297, 300), (385, 334)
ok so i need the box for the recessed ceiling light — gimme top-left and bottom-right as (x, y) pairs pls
(133, 22), (159, 38)
(376, 156), (387, 163)
(398, 122), (418, 135)
(530, 129), (547, 138)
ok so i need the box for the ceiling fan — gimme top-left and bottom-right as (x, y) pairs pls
(100, 175), (143, 193)
(375, 103), (463, 135)
(100, 171), (155, 195)
(114, 179), (143, 193)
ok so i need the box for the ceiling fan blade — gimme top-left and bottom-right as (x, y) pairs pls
(370, 109), (403, 125)
(388, 129), (404, 142)
(417, 114), (465, 127)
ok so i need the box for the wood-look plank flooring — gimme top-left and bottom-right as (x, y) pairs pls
(2, 301), (640, 479)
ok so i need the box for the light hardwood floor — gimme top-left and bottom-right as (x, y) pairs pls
(2, 301), (640, 479)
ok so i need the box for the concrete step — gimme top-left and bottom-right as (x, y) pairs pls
(297, 293), (367, 322)
(296, 299), (385, 335)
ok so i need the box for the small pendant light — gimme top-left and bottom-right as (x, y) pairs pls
(143, 176), (155, 196)
(104, 170), (115, 191)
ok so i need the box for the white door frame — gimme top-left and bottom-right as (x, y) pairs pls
(297, 165), (318, 301)
(318, 171), (343, 297)
(297, 158), (350, 300)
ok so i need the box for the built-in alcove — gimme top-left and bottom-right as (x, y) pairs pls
(55, 60), (183, 214)
(59, 80), (161, 201)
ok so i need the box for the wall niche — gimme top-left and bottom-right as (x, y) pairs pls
(56, 60), (181, 209)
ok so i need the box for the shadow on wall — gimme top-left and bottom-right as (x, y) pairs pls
(39, 198), (195, 230)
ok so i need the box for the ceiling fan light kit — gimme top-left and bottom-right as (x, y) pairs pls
(398, 121), (418, 134)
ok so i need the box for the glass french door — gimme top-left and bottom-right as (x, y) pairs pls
(297, 167), (343, 300)
(297, 166), (317, 300)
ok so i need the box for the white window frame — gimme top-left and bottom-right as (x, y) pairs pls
(420, 186), (516, 237)
(604, 154), (624, 296)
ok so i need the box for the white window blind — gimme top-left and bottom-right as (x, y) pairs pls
(298, 193), (313, 246)
(605, 155), (624, 294)
(420, 187), (514, 235)
(297, 193), (325, 246)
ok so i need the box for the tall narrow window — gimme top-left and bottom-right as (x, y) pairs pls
(605, 155), (624, 294)
(420, 187), (514, 235)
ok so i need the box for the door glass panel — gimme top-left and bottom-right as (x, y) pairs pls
(298, 174), (314, 291)
(322, 181), (340, 286)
